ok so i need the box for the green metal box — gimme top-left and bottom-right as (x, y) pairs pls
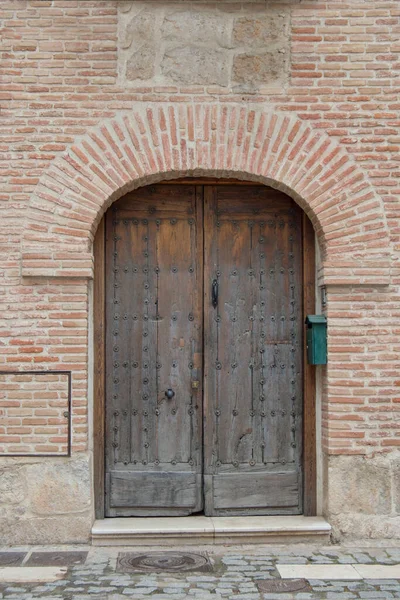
(305, 315), (327, 365)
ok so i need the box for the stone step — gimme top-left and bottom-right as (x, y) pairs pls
(92, 515), (331, 546)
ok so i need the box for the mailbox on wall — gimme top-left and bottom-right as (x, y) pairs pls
(305, 315), (327, 365)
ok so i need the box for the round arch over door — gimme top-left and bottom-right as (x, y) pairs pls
(93, 179), (316, 518)
(22, 104), (391, 287)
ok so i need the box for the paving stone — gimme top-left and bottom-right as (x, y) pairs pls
(141, 597), (188, 600)
(0, 545), (400, 599)
(262, 595), (294, 600)
(347, 582), (376, 589)
(225, 592), (260, 600)
(352, 553), (375, 564)
(355, 565), (400, 579)
(359, 593), (394, 598)
(277, 564), (362, 580)
(0, 566), (67, 583)
(309, 555), (335, 563)
(338, 556), (358, 564)
(284, 557), (311, 564)
(382, 585), (400, 589)
(327, 594), (357, 599)
(0, 554), (27, 567)
(75, 596), (107, 600)
(26, 551), (87, 567)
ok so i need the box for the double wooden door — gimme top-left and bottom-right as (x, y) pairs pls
(105, 183), (304, 517)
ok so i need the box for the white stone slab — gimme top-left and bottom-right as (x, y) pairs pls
(92, 516), (214, 535)
(211, 516), (331, 534)
(92, 516), (331, 546)
(277, 564), (362, 580)
(0, 567), (67, 583)
(355, 564), (400, 579)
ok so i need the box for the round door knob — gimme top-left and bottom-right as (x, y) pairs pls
(165, 389), (175, 400)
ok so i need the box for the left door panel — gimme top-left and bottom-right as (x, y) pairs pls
(105, 185), (203, 516)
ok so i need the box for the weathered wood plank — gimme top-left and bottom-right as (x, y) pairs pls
(109, 471), (200, 509)
(210, 471), (299, 510)
(203, 186), (218, 483)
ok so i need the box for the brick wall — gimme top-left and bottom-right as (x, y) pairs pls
(1, 0), (400, 541)
(0, 371), (70, 454)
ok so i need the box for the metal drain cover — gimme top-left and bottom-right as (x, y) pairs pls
(117, 551), (212, 573)
(257, 579), (311, 593)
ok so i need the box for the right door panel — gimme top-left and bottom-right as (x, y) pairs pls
(204, 185), (304, 516)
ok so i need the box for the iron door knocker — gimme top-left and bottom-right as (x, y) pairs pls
(212, 279), (218, 308)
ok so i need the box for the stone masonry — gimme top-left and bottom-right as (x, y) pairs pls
(118, 3), (290, 91)
(1, 0), (400, 544)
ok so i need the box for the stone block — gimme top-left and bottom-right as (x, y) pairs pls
(127, 44), (156, 81)
(122, 6), (157, 82)
(391, 458), (400, 513)
(329, 514), (400, 541)
(162, 10), (231, 47)
(233, 14), (288, 47)
(0, 466), (26, 505)
(121, 9), (155, 50)
(327, 455), (392, 516)
(232, 51), (287, 87)
(161, 46), (229, 86)
(0, 513), (92, 545)
(26, 456), (91, 516)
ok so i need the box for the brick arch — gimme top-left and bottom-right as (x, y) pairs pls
(22, 103), (391, 285)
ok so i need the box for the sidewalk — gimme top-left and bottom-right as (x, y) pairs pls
(0, 544), (400, 599)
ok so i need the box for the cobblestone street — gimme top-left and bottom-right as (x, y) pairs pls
(1, 545), (400, 599)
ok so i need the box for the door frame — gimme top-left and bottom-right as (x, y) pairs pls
(93, 179), (316, 519)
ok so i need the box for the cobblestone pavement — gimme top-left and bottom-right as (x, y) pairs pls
(1, 545), (400, 599)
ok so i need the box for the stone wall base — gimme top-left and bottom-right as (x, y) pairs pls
(0, 455), (92, 545)
(326, 454), (400, 542)
(2, 452), (400, 544)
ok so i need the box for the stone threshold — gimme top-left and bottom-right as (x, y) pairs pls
(92, 515), (331, 546)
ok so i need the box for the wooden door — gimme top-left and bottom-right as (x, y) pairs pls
(203, 185), (303, 515)
(103, 182), (307, 517)
(105, 184), (203, 516)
